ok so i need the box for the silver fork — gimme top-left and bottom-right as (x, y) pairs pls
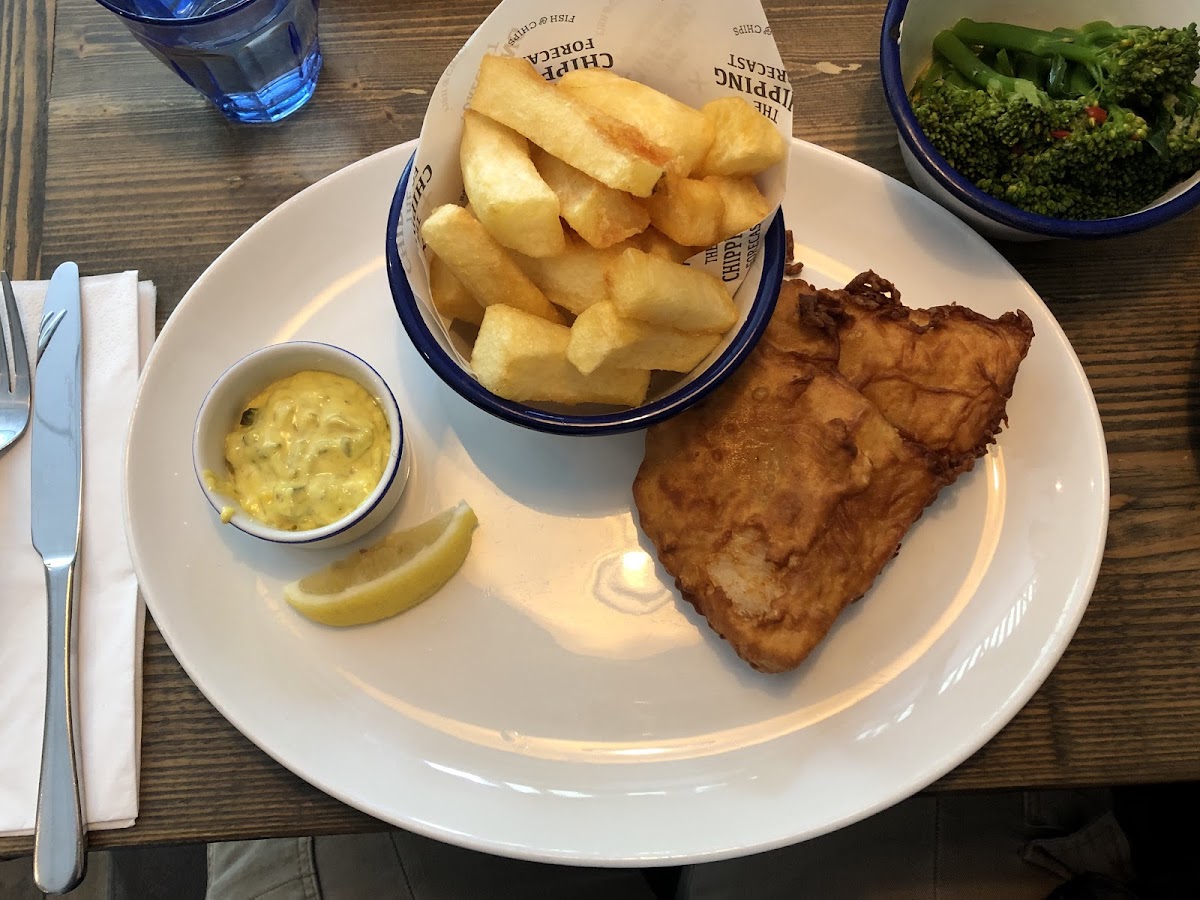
(0, 271), (31, 456)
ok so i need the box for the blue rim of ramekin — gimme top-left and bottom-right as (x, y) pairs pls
(94, 0), (256, 26)
(880, 0), (1200, 238)
(384, 151), (786, 436)
(192, 341), (404, 545)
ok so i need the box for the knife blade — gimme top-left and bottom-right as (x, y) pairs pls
(30, 260), (87, 895)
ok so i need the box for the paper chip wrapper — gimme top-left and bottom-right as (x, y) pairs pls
(397, 0), (792, 389)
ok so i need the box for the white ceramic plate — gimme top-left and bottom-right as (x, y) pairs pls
(125, 139), (1108, 866)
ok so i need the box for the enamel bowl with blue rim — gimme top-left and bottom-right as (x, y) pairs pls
(880, 0), (1200, 241)
(385, 154), (787, 436)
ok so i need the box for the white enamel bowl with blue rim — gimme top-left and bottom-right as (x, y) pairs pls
(192, 340), (411, 548)
(881, 0), (1200, 241)
(385, 153), (787, 436)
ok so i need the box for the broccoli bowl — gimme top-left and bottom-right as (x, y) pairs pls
(881, 0), (1200, 240)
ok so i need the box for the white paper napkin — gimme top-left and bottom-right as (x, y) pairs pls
(0, 271), (154, 836)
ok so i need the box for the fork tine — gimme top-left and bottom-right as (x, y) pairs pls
(2, 272), (29, 397)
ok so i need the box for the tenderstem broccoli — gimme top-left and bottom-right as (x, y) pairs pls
(909, 21), (1200, 220)
(922, 31), (1078, 151)
(952, 18), (1200, 106)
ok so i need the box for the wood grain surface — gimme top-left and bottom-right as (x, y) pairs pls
(3, 0), (1200, 857)
(0, 0), (53, 278)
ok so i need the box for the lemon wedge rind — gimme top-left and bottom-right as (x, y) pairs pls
(283, 500), (478, 627)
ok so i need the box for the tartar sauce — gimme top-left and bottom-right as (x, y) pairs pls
(207, 370), (390, 531)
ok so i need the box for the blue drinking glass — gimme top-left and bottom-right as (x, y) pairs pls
(93, 0), (322, 124)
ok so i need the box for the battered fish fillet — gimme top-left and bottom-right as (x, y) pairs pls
(794, 272), (1035, 475)
(632, 272), (1034, 673)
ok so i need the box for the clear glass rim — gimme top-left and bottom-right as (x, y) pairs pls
(92, 0), (261, 27)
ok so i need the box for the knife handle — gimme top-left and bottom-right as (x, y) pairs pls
(34, 560), (87, 895)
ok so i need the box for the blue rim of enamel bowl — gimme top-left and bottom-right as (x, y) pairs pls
(192, 341), (405, 545)
(384, 151), (786, 436)
(879, 0), (1200, 238)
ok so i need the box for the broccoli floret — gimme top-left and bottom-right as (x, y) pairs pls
(952, 18), (1200, 106)
(925, 31), (1079, 150)
(1149, 82), (1200, 178)
(1039, 99), (1150, 178)
(911, 62), (1010, 183)
(980, 146), (1170, 219)
(975, 174), (1081, 218)
(1000, 96), (1167, 218)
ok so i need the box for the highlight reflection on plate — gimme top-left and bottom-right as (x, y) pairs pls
(124, 139), (1107, 865)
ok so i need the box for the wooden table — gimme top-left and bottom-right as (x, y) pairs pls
(3, 0), (1199, 858)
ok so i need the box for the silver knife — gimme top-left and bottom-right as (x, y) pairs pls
(30, 261), (87, 894)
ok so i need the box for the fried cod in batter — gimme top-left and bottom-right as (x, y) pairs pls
(794, 272), (1034, 475)
(632, 273), (1034, 673)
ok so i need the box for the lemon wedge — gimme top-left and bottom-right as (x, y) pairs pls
(284, 501), (478, 627)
